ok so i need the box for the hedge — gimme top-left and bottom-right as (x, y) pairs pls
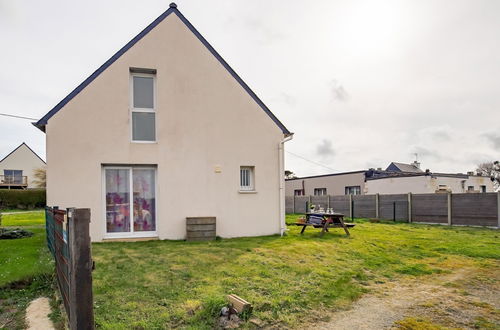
(0, 189), (46, 210)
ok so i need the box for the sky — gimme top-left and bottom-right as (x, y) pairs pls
(0, 0), (498, 176)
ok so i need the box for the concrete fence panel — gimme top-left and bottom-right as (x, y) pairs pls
(352, 195), (377, 218)
(451, 193), (498, 227)
(285, 196), (294, 214)
(412, 193), (448, 223)
(330, 195), (350, 215)
(379, 194), (409, 221)
(294, 196), (309, 214)
(311, 196), (329, 209)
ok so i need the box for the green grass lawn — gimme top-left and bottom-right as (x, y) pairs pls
(92, 214), (500, 329)
(0, 211), (55, 329)
(0, 210), (45, 226)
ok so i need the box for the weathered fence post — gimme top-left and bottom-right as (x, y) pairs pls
(447, 192), (452, 226)
(68, 208), (94, 330)
(327, 195), (330, 209)
(375, 194), (379, 219)
(407, 193), (412, 223)
(292, 195), (296, 213)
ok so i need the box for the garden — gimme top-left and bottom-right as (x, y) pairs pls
(0, 211), (498, 329)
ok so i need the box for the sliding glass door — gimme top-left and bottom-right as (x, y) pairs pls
(104, 167), (156, 237)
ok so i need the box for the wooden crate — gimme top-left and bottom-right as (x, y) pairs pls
(186, 217), (216, 241)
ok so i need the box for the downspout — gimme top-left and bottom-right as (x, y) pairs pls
(279, 133), (294, 236)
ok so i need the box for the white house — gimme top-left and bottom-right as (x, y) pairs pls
(0, 142), (46, 189)
(34, 4), (292, 242)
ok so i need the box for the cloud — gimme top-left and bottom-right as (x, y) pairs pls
(483, 132), (500, 149)
(316, 139), (335, 158)
(330, 80), (349, 102)
(272, 92), (297, 106)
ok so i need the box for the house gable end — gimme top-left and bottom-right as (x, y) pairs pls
(0, 143), (46, 165)
(34, 3), (290, 135)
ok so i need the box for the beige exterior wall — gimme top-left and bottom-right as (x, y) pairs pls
(0, 144), (45, 188)
(365, 175), (494, 194)
(45, 14), (286, 241)
(285, 172), (366, 196)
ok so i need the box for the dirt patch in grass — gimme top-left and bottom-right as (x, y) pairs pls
(311, 261), (499, 329)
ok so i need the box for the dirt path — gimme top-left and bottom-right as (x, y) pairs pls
(25, 297), (54, 330)
(309, 266), (500, 329)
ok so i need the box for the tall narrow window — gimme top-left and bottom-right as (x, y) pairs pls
(240, 166), (255, 191)
(131, 73), (155, 142)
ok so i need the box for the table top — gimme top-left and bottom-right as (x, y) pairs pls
(306, 212), (344, 217)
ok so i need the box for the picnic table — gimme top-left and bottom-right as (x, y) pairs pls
(295, 212), (355, 236)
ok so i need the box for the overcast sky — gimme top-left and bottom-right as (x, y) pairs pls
(1, 0), (499, 176)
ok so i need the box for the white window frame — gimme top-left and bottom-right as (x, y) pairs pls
(239, 166), (255, 192)
(294, 189), (304, 196)
(314, 188), (327, 196)
(345, 186), (361, 195)
(130, 72), (157, 143)
(102, 166), (158, 239)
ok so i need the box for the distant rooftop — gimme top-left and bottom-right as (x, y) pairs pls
(386, 162), (423, 173)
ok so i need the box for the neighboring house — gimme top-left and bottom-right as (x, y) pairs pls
(285, 171), (366, 197)
(0, 143), (46, 189)
(286, 162), (494, 196)
(33, 4), (292, 242)
(365, 172), (494, 194)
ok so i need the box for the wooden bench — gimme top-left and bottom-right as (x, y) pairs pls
(295, 212), (354, 236)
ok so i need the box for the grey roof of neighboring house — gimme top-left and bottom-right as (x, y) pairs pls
(387, 162), (423, 173)
(33, 3), (291, 136)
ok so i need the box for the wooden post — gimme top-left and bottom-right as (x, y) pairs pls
(68, 208), (94, 330)
(447, 192), (452, 226)
(375, 194), (379, 219)
(407, 193), (412, 223)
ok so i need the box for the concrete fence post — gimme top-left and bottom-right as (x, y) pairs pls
(497, 192), (500, 228)
(447, 192), (452, 226)
(375, 194), (380, 219)
(408, 193), (412, 223)
(292, 195), (296, 214)
(349, 194), (353, 219)
(327, 195), (330, 208)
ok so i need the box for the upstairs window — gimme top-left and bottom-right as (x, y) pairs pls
(314, 188), (327, 196)
(131, 72), (156, 142)
(240, 166), (255, 191)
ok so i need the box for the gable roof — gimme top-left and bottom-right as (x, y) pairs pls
(386, 162), (423, 173)
(33, 3), (291, 136)
(0, 142), (46, 165)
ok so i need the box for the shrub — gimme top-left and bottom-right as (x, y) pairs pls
(0, 189), (46, 210)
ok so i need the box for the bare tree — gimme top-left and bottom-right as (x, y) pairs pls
(285, 170), (297, 179)
(32, 167), (46, 188)
(476, 162), (494, 176)
(491, 161), (500, 192)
